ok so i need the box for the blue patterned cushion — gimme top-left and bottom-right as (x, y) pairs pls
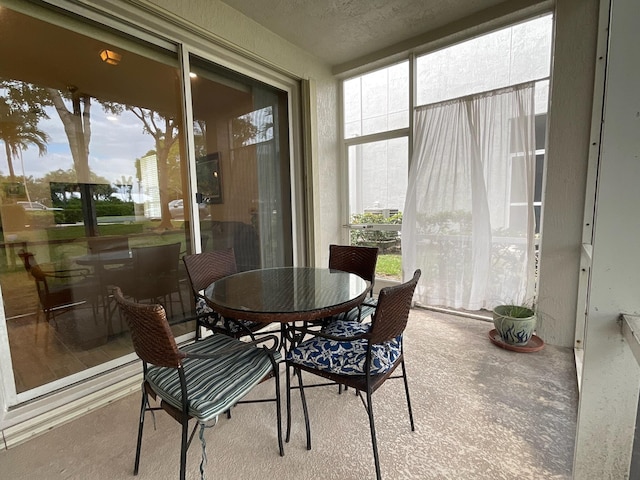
(286, 320), (401, 376)
(146, 334), (281, 422)
(196, 297), (261, 334)
(195, 296), (223, 328)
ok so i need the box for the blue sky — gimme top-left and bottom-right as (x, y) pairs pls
(7, 103), (156, 188)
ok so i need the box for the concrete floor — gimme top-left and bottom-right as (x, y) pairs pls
(0, 308), (578, 479)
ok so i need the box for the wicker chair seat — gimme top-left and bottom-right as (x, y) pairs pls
(147, 333), (282, 422)
(287, 320), (401, 376)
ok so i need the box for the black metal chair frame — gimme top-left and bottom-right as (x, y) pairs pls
(112, 287), (284, 480)
(285, 270), (421, 480)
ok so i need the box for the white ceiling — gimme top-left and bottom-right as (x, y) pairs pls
(219, 0), (510, 66)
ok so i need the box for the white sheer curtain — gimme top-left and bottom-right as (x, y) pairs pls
(402, 82), (537, 310)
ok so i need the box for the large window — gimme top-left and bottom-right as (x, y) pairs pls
(0, 5), (295, 402)
(0, 8), (190, 399)
(342, 14), (552, 292)
(343, 61), (409, 283)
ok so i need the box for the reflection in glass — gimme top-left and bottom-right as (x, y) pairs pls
(0, 8), (192, 395)
(189, 55), (292, 270)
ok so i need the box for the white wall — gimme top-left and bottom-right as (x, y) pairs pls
(573, 0), (640, 476)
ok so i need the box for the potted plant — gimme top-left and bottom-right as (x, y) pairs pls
(492, 303), (537, 346)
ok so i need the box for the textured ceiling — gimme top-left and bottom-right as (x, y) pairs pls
(219, 0), (508, 66)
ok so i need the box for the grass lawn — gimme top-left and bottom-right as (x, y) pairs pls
(377, 253), (402, 280)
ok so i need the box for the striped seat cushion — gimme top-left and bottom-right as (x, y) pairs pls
(334, 297), (378, 323)
(196, 297), (262, 334)
(286, 319), (401, 376)
(146, 334), (281, 422)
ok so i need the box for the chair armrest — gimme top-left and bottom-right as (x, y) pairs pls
(41, 267), (91, 279)
(182, 334), (280, 359)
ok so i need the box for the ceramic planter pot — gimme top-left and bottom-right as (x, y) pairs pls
(492, 305), (536, 346)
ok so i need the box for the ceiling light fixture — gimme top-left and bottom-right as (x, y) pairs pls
(99, 49), (122, 65)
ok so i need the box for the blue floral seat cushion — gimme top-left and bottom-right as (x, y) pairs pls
(196, 296), (261, 334)
(286, 320), (402, 376)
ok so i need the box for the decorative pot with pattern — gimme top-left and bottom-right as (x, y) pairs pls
(492, 305), (536, 346)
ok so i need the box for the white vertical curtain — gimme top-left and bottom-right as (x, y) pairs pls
(402, 82), (537, 310)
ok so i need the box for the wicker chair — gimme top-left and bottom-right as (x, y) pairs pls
(18, 250), (97, 324)
(285, 269), (421, 480)
(122, 243), (185, 317)
(112, 287), (283, 480)
(183, 248), (271, 340)
(326, 244), (379, 323)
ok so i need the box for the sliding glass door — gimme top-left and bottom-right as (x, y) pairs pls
(0, 5), (296, 403)
(189, 55), (293, 269)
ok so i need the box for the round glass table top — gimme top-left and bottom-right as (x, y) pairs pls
(204, 267), (369, 322)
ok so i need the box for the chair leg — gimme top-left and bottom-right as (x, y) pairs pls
(179, 416), (189, 480)
(134, 392), (147, 475)
(295, 367), (311, 450)
(401, 359), (415, 431)
(366, 389), (382, 480)
(274, 362), (284, 456)
(177, 283), (185, 316)
(285, 363), (292, 443)
(195, 320), (202, 341)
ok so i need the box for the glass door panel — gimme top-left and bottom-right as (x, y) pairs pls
(189, 55), (293, 269)
(0, 7), (192, 397)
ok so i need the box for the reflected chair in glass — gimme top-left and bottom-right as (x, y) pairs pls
(17, 250), (98, 325)
(122, 242), (185, 318)
(112, 287), (283, 480)
(285, 270), (421, 480)
(85, 235), (132, 314)
(87, 235), (129, 255)
(326, 244), (379, 323)
(182, 248), (271, 340)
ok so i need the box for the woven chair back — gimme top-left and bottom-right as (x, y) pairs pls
(183, 248), (238, 293)
(328, 244), (378, 291)
(132, 242), (181, 277)
(112, 287), (184, 368)
(369, 269), (421, 345)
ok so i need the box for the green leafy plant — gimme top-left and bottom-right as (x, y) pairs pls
(494, 304), (535, 318)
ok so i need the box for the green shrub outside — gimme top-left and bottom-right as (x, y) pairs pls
(349, 211), (402, 248)
(53, 199), (135, 224)
(349, 211), (403, 280)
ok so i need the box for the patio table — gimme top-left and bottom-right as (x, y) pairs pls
(204, 266), (369, 350)
(204, 266), (368, 324)
(74, 250), (133, 267)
